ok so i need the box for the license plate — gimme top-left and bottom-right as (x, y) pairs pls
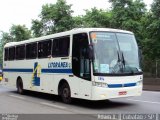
(119, 91), (127, 95)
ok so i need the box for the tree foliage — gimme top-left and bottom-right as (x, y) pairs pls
(0, 32), (13, 63)
(109, 0), (146, 44)
(40, 0), (74, 34)
(83, 8), (112, 27)
(31, 19), (43, 37)
(142, 0), (160, 60)
(10, 25), (31, 41)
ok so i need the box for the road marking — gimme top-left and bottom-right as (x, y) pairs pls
(127, 99), (160, 104)
(9, 95), (25, 100)
(40, 102), (66, 109)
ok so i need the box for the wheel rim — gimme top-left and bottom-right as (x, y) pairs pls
(63, 88), (70, 99)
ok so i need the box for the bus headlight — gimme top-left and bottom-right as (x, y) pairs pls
(92, 82), (108, 88)
(137, 80), (143, 86)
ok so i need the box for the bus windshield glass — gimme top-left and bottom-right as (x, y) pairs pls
(90, 32), (142, 75)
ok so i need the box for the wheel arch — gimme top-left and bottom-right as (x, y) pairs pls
(58, 79), (70, 95)
(16, 76), (23, 88)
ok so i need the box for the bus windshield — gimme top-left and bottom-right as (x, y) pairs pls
(90, 32), (142, 75)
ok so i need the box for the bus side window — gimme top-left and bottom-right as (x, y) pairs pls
(52, 36), (70, 57)
(16, 45), (25, 60)
(38, 40), (51, 58)
(8, 47), (15, 61)
(72, 33), (91, 81)
(4, 48), (9, 61)
(26, 42), (37, 59)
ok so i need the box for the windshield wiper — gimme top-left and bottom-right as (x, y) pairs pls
(116, 51), (124, 72)
(113, 51), (138, 74)
(121, 51), (125, 68)
(117, 51), (121, 63)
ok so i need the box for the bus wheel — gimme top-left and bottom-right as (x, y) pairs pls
(17, 78), (24, 94)
(61, 83), (72, 104)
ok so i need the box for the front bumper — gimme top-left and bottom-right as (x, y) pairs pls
(91, 85), (142, 100)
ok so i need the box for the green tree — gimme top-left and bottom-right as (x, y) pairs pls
(109, 0), (146, 45)
(40, 0), (74, 34)
(10, 25), (31, 41)
(0, 32), (13, 46)
(72, 16), (84, 28)
(143, 0), (160, 60)
(0, 32), (13, 63)
(83, 8), (112, 27)
(31, 19), (43, 37)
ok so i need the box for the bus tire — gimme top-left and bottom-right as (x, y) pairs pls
(17, 78), (24, 94)
(60, 82), (72, 104)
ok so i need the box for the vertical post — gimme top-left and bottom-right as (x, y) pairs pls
(156, 59), (158, 78)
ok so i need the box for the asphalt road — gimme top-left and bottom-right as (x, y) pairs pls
(0, 83), (160, 120)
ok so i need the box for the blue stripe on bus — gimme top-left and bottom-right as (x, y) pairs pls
(3, 68), (72, 74)
(108, 83), (136, 88)
(108, 84), (122, 88)
(124, 83), (136, 87)
(42, 69), (72, 73)
(3, 69), (33, 72)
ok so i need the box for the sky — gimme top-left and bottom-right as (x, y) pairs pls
(0, 0), (153, 33)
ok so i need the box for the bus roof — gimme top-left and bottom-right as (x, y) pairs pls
(4, 28), (133, 48)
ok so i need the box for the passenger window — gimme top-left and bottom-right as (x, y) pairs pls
(26, 43), (37, 59)
(8, 47), (15, 60)
(4, 48), (9, 61)
(52, 36), (70, 57)
(16, 45), (25, 60)
(38, 40), (51, 58)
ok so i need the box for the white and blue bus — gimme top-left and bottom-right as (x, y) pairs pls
(3, 28), (143, 103)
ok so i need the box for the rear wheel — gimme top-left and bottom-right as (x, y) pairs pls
(17, 78), (24, 94)
(60, 83), (72, 104)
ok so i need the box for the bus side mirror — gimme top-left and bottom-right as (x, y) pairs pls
(88, 45), (95, 60)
